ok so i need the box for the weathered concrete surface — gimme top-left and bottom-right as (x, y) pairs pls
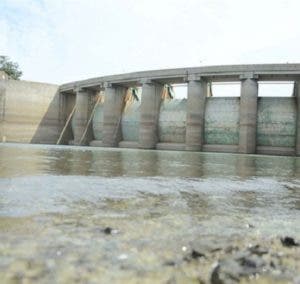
(102, 84), (126, 147)
(0, 80), (5, 140)
(72, 89), (96, 146)
(295, 81), (300, 156)
(256, 146), (295, 156)
(205, 97), (240, 145)
(0, 79), (60, 144)
(92, 100), (104, 141)
(202, 144), (238, 153)
(121, 100), (140, 142)
(90, 140), (103, 147)
(119, 141), (139, 148)
(158, 99), (186, 143)
(58, 93), (75, 145)
(156, 142), (185, 151)
(257, 97), (296, 148)
(90, 95), (299, 155)
(185, 77), (206, 151)
(238, 77), (258, 154)
(139, 80), (163, 149)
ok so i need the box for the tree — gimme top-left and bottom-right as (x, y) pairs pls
(0, 56), (22, 80)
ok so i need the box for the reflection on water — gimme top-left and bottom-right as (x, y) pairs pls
(1, 143), (300, 178)
(0, 143), (299, 282)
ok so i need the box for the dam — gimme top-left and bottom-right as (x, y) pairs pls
(1, 64), (300, 156)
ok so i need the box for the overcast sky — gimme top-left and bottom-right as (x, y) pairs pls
(1, 0), (300, 86)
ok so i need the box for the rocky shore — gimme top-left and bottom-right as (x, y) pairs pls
(1, 222), (299, 284)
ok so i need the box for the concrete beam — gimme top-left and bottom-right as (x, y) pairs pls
(102, 83), (126, 147)
(59, 64), (300, 92)
(185, 75), (206, 151)
(139, 80), (163, 149)
(238, 75), (258, 154)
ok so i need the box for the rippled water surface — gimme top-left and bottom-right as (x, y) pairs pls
(0, 143), (299, 283)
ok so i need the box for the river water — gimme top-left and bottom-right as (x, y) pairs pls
(0, 143), (299, 283)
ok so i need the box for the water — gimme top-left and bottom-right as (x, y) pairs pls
(0, 143), (299, 283)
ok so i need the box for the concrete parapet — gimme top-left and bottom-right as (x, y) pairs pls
(139, 80), (163, 149)
(238, 75), (258, 154)
(102, 84), (126, 147)
(185, 76), (206, 151)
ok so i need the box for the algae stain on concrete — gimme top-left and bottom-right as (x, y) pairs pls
(257, 98), (296, 147)
(204, 97), (240, 145)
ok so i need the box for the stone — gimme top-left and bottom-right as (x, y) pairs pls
(210, 251), (267, 283)
(247, 245), (268, 256)
(280, 237), (299, 247)
(103, 227), (112, 235)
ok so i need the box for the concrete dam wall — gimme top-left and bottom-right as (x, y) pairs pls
(0, 79), (61, 144)
(1, 64), (300, 156)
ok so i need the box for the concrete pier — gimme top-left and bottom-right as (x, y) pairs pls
(102, 83), (126, 147)
(185, 75), (206, 151)
(139, 79), (163, 149)
(73, 88), (95, 145)
(238, 74), (258, 154)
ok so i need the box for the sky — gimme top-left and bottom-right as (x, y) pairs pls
(1, 0), (300, 90)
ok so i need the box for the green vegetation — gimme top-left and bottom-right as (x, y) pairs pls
(0, 56), (22, 80)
